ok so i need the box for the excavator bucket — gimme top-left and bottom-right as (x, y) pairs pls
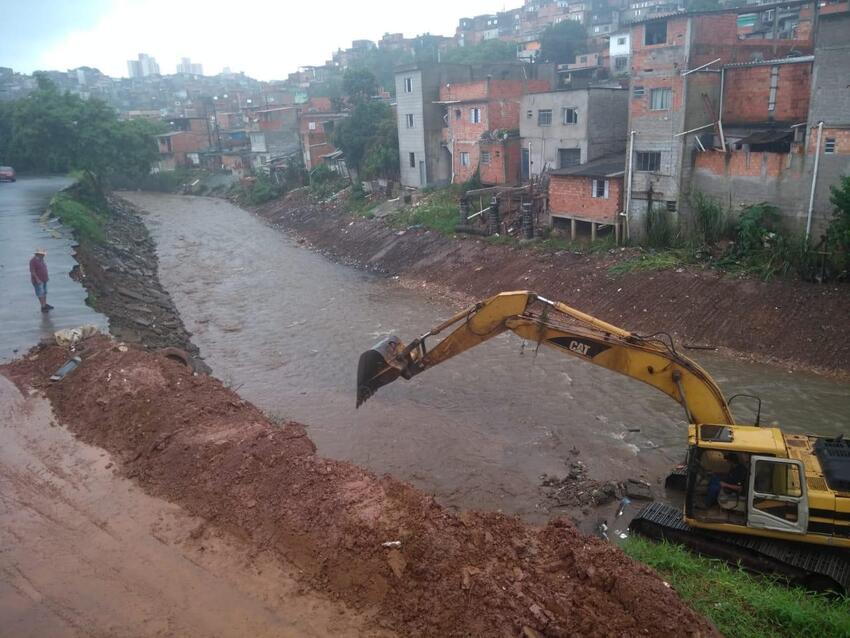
(356, 336), (406, 408)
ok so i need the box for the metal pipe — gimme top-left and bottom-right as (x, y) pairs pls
(624, 130), (636, 242)
(806, 121), (824, 243)
(681, 57), (722, 76)
(674, 123), (715, 137)
(719, 67), (726, 122)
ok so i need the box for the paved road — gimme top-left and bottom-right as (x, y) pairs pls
(0, 177), (107, 361)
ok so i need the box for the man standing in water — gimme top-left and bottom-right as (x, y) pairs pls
(29, 248), (53, 313)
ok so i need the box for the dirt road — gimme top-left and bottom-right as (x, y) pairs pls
(0, 373), (389, 638)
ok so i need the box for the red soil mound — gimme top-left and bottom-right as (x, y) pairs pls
(4, 338), (718, 637)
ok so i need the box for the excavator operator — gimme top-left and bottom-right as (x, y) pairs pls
(705, 453), (748, 508)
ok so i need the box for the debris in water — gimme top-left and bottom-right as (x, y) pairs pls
(625, 478), (653, 501)
(382, 540), (402, 548)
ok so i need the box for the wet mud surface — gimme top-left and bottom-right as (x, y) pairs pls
(3, 339), (719, 637)
(0, 372), (388, 638)
(256, 190), (850, 380)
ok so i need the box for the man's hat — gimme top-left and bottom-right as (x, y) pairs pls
(34, 248), (47, 255)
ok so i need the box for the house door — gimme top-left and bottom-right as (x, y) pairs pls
(521, 149), (530, 181)
(419, 160), (426, 186)
(747, 456), (808, 534)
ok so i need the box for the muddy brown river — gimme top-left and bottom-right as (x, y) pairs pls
(122, 192), (850, 528)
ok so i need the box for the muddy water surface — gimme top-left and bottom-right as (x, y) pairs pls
(124, 192), (850, 525)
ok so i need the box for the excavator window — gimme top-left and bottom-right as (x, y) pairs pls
(748, 458), (805, 530)
(700, 425), (733, 443)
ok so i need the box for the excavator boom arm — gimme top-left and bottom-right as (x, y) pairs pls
(357, 291), (733, 426)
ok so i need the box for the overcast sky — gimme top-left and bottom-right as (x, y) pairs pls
(1, 0), (516, 80)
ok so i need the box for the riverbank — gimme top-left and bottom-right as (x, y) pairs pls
(50, 186), (209, 372)
(2, 337), (719, 637)
(255, 189), (850, 380)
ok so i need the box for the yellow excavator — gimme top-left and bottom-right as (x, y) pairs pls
(356, 291), (850, 591)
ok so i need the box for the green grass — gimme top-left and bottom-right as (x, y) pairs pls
(623, 537), (850, 638)
(50, 192), (105, 244)
(608, 250), (686, 275)
(388, 187), (461, 235)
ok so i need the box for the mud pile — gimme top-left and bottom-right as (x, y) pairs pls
(257, 191), (850, 379)
(5, 338), (717, 637)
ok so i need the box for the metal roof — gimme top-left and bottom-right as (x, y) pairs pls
(550, 154), (626, 178)
(734, 129), (793, 145)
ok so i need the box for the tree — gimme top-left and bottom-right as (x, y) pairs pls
(826, 176), (850, 269)
(362, 115), (399, 180)
(332, 101), (397, 177)
(342, 68), (379, 104)
(1, 76), (161, 189)
(442, 39), (518, 65)
(538, 20), (587, 64)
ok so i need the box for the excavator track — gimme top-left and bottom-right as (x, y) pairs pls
(630, 502), (850, 594)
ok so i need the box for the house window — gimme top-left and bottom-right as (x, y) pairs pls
(558, 148), (581, 168)
(308, 121), (317, 130)
(527, 110), (533, 119)
(470, 108), (481, 123)
(633, 85), (645, 98)
(405, 113), (415, 128)
(455, 109), (462, 120)
(404, 76), (413, 93)
(591, 179), (609, 199)
(538, 109), (553, 126)
(650, 88), (672, 110)
(666, 200), (677, 212)
(481, 151), (492, 164)
(460, 152), (470, 167)
(409, 152), (416, 168)
(635, 151), (661, 171)
(617, 36), (627, 45)
(615, 56), (628, 72)
(562, 107), (578, 124)
(824, 138), (836, 154)
(645, 20), (667, 46)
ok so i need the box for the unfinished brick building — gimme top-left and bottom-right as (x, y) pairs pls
(686, 8), (850, 238)
(438, 78), (550, 185)
(549, 154), (625, 242)
(624, 3), (816, 239)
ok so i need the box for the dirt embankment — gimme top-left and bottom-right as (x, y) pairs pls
(256, 192), (850, 379)
(70, 194), (209, 372)
(4, 339), (718, 638)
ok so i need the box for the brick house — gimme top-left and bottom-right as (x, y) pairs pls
(395, 62), (554, 189)
(625, 5), (814, 239)
(548, 154), (625, 241)
(438, 78), (550, 184)
(155, 117), (210, 170)
(300, 112), (348, 170)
